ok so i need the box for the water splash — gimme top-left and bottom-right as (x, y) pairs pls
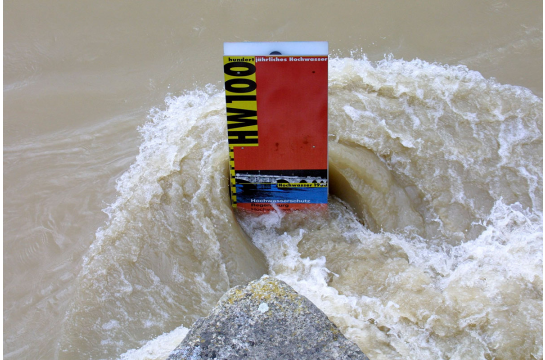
(63, 56), (541, 359)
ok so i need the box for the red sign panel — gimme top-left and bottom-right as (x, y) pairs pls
(224, 48), (328, 212)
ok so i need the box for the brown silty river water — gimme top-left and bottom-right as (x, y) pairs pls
(4, 1), (542, 359)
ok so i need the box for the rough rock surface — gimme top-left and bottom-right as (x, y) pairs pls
(167, 276), (369, 360)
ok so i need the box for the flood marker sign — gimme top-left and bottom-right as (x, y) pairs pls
(223, 41), (328, 211)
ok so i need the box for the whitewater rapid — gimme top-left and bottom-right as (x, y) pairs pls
(59, 56), (541, 360)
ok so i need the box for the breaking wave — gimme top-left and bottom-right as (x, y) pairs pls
(61, 56), (542, 360)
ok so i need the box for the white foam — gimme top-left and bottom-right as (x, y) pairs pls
(239, 198), (542, 359)
(119, 325), (190, 360)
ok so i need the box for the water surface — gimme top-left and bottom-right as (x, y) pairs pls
(4, 1), (542, 359)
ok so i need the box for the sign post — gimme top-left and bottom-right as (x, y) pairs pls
(223, 41), (328, 212)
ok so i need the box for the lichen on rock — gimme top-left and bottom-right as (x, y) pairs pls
(167, 276), (369, 360)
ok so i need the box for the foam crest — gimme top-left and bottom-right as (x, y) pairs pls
(119, 325), (190, 360)
(328, 55), (542, 242)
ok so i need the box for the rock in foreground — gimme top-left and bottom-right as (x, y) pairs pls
(167, 276), (369, 360)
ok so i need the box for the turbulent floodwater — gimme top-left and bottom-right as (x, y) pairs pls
(40, 57), (541, 359)
(4, 0), (543, 358)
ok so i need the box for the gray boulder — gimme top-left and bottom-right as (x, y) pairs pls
(167, 276), (369, 360)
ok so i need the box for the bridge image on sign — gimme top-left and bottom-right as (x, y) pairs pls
(235, 173), (327, 186)
(233, 169), (328, 206)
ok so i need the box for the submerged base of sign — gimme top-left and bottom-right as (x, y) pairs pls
(223, 41), (328, 212)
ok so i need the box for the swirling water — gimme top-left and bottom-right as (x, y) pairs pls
(42, 56), (542, 359)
